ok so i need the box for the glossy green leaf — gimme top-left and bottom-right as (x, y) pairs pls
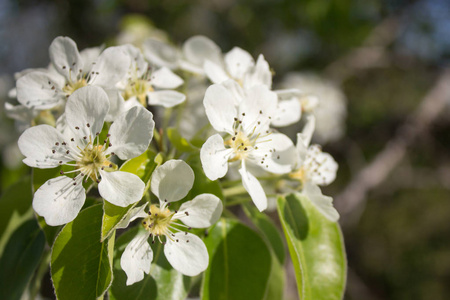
(0, 219), (45, 300)
(277, 194), (347, 300)
(110, 228), (190, 300)
(243, 204), (286, 264)
(167, 127), (198, 153)
(201, 218), (272, 300)
(101, 150), (162, 241)
(51, 204), (114, 300)
(0, 176), (33, 256)
(265, 250), (285, 300)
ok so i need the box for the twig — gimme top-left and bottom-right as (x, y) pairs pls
(335, 69), (450, 224)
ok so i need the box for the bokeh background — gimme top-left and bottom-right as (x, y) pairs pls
(1, 0), (450, 299)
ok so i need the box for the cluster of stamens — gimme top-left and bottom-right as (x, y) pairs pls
(141, 201), (191, 245)
(123, 65), (154, 106)
(289, 145), (331, 186)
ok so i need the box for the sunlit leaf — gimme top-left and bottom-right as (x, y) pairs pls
(167, 127), (198, 153)
(51, 204), (114, 300)
(277, 194), (347, 300)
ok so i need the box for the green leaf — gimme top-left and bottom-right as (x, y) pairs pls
(110, 228), (191, 300)
(51, 204), (114, 300)
(243, 204), (286, 264)
(264, 251), (285, 300)
(101, 150), (162, 241)
(201, 218), (272, 300)
(0, 176), (33, 256)
(0, 219), (45, 300)
(276, 194), (347, 300)
(167, 127), (198, 153)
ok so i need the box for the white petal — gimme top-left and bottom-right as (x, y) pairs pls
(117, 204), (148, 229)
(200, 134), (230, 181)
(271, 98), (301, 127)
(4, 103), (35, 125)
(183, 35), (222, 67)
(243, 54), (272, 89)
(302, 183), (339, 222)
(121, 44), (148, 78)
(224, 47), (254, 81)
(239, 165), (267, 211)
(33, 176), (86, 226)
(203, 84), (237, 134)
(65, 86), (109, 140)
(120, 232), (153, 285)
(305, 145), (338, 186)
(49, 36), (82, 82)
(298, 114), (316, 148)
(221, 79), (244, 105)
(106, 106), (154, 160)
(178, 194), (223, 228)
(151, 67), (184, 89)
(98, 170), (145, 207)
(239, 85), (277, 134)
(80, 46), (103, 74)
(123, 97), (142, 111)
(151, 160), (194, 203)
(147, 90), (186, 108)
(104, 88), (125, 122)
(164, 232), (208, 276)
(89, 46), (131, 87)
(178, 60), (204, 75)
(18, 125), (70, 168)
(142, 39), (180, 69)
(203, 60), (229, 84)
(16, 71), (63, 110)
(252, 133), (296, 174)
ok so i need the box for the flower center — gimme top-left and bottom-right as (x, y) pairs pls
(289, 167), (306, 185)
(123, 78), (154, 106)
(77, 145), (116, 181)
(142, 205), (174, 237)
(62, 79), (88, 96)
(225, 131), (253, 161)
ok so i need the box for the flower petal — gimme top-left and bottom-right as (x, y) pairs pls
(79, 46), (103, 74)
(183, 35), (222, 67)
(224, 47), (254, 81)
(49, 36), (82, 82)
(121, 44), (148, 78)
(203, 84), (237, 134)
(252, 133), (297, 174)
(142, 39), (180, 69)
(18, 124), (71, 168)
(239, 85), (277, 134)
(106, 106), (154, 160)
(239, 165), (267, 211)
(298, 114), (315, 149)
(178, 194), (223, 228)
(117, 204), (148, 229)
(65, 86), (109, 140)
(164, 232), (208, 276)
(151, 160), (194, 203)
(305, 145), (338, 186)
(151, 67), (183, 89)
(200, 134), (231, 181)
(98, 170), (145, 207)
(33, 176), (86, 226)
(243, 54), (272, 89)
(89, 46), (130, 87)
(271, 97), (301, 127)
(203, 60), (229, 84)
(302, 182), (339, 222)
(103, 88), (125, 122)
(147, 90), (186, 108)
(16, 71), (64, 110)
(120, 232), (152, 286)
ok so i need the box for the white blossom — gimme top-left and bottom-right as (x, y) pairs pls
(17, 86), (155, 226)
(16, 36), (130, 121)
(120, 160), (223, 285)
(279, 72), (347, 143)
(291, 116), (340, 222)
(117, 44), (186, 111)
(200, 83), (297, 211)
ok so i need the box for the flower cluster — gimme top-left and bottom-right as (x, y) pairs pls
(8, 33), (343, 286)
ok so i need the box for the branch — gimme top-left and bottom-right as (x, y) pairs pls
(335, 69), (450, 224)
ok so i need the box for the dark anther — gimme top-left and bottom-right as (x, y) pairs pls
(75, 126), (79, 130)
(55, 142), (59, 146)
(232, 137), (236, 141)
(52, 150), (56, 154)
(109, 143), (112, 147)
(73, 182), (77, 186)
(86, 123), (90, 127)
(60, 170), (64, 174)
(185, 211), (189, 216)
(66, 150), (70, 154)
(62, 142), (67, 145)
(109, 164), (112, 168)
(71, 138), (75, 141)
